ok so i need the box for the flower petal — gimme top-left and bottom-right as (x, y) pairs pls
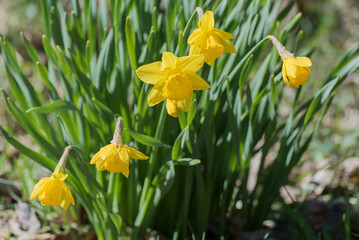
(95, 159), (107, 171)
(123, 145), (149, 160)
(38, 179), (63, 206)
(105, 148), (130, 177)
(184, 70), (210, 90)
(213, 28), (235, 39)
(119, 147), (131, 164)
(30, 177), (52, 199)
(90, 144), (117, 164)
(189, 45), (202, 56)
(161, 52), (178, 71)
(187, 28), (202, 45)
(166, 99), (179, 117)
(148, 79), (165, 106)
(218, 38), (236, 53)
(60, 183), (74, 210)
(136, 61), (167, 85)
(283, 57), (312, 67)
(283, 62), (298, 78)
(199, 11), (214, 30)
(282, 64), (290, 88)
(178, 54), (205, 73)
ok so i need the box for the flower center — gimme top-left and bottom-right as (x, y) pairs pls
(162, 73), (193, 100)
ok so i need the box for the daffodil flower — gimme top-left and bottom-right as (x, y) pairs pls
(90, 117), (148, 177)
(282, 57), (312, 87)
(267, 35), (312, 88)
(136, 52), (210, 117)
(188, 10), (236, 65)
(30, 147), (74, 210)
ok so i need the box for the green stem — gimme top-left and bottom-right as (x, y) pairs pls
(137, 103), (167, 216)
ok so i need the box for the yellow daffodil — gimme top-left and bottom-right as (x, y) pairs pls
(31, 173), (74, 210)
(30, 147), (74, 210)
(282, 57), (312, 87)
(267, 35), (312, 88)
(136, 52), (210, 117)
(90, 117), (148, 177)
(187, 10), (236, 65)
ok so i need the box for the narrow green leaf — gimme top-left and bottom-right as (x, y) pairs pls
(20, 32), (40, 63)
(0, 125), (55, 170)
(125, 128), (170, 148)
(26, 100), (78, 114)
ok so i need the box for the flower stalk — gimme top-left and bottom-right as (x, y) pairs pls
(267, 35), (294, 59)
(54, 146), (72, 174)
(196, 7), (204, 19)
(111, 117), (123, 147)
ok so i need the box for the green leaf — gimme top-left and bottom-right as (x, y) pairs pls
(125, 16), (137, 71)
(26, 100), (77, 114)
(125, 128), (170, 148)
(171, 126), (189, 160)
(187, 99), (197, 126)
(42, 34), (58, 65)
(0, 125), (55, 170)
(20, 32), (40, 63)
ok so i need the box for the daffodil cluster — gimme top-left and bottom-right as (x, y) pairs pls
(30, 8), (313, 212)
(137, 10), (236, 117)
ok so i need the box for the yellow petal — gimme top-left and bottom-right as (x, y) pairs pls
(161, 52), (178, 71)
(178, 54), (205, 73)
(218, 38), (236, 54)
(119, 146), (131, 164)
(105, 148), (130, 176)
(283, 62), (298, 78)
(30, 177), (52, 199)
(136, 61), (167, 85)
(148, 79), (165, 106)
(282, 64), (290, 88)
(95, 159), (107, 171)
(123, 145), (149, 160)
(184, 70), (211, 90)
(199, 11), (214, 30)
(283, 57), (312, 67)
(166, 99), (179, 117)
(213, 28), (235, 40)
(189, 45), (202, 56)
(60, 183), (74, 210)
(90, 144), (117, 164)
(187, 29), (202, 45)
(120, 161), (130, 178)
(38, 178), (63, 206)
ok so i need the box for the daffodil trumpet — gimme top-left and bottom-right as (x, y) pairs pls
(90, 117), (148, 177)
(267, 35), (312, 88)
(30, 146), (75, 210)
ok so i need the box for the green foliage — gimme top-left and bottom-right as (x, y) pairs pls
(1, 0), (359, 239)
